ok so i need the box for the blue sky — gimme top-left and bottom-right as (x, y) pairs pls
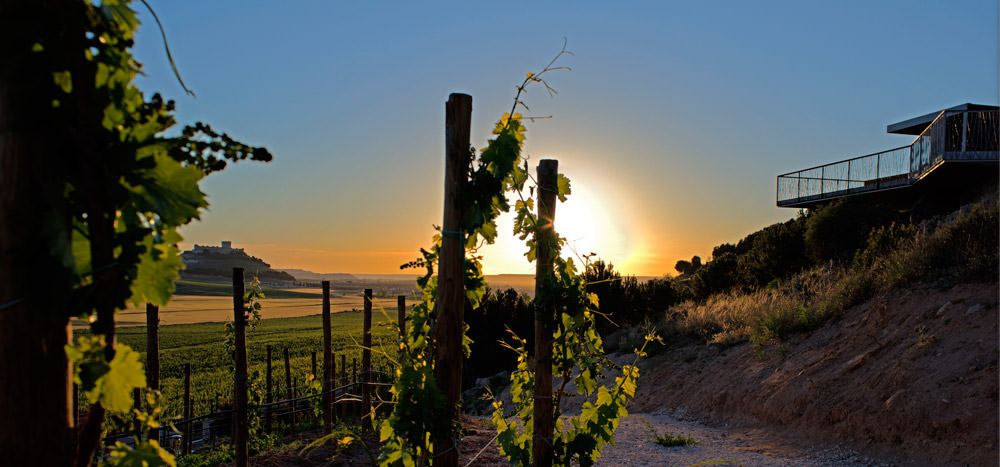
(132, 1), (998, 275)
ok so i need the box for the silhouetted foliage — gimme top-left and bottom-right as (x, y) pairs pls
(463, 287), (533, 389)
(690, 252), (739, 299)
(804, 198), (901, 263)
(735, 217), (807, 291)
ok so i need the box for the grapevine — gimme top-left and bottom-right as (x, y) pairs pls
(378, 45), (571, 465)
(3, 0), (271, 464)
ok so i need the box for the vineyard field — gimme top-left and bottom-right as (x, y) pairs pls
(78, 311), (401, 418)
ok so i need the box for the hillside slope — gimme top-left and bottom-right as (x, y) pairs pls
(630, 281), (998, 466)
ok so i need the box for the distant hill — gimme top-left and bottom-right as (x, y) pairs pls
(278, 269), (358, 283)
(180, 242), (294, 284)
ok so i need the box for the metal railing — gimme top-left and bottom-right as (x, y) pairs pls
(777, 146), (910, 205)
(777, 109), (998, 206)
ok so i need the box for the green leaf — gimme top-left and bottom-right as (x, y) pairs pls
(52, 70), (72, 93)
(556, 173), (571, 202)
(129, 230), (183, 307)
(107, 439), (176, 466)
(127, 151), (207, 226)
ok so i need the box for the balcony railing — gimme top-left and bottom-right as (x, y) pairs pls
(777, 109), (998, 207)
(777, 146), (910, 205)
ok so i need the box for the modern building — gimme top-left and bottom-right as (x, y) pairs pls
(776, 104), (998, 209)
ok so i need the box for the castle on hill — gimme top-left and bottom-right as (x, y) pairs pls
(191, 240), (244, 255)
(180, 241), (294, 284)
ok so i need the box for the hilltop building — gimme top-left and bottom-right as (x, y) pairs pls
(776, 103), (998, 212)
(191, 241), (244, 255)
(180, 241), (294, 284)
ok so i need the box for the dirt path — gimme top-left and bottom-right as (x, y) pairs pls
(596, 412), (892, 467)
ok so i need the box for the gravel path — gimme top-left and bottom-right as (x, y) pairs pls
(595, 412), (894, 467)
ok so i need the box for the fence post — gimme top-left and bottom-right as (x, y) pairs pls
(266, 345), (273, 433)
(284, 348), (295, 433)
(341, 354), (348, 421)
(331, 353), (338, 425)
(182, 363), (191, 455)
(145, 303), (159, 440)
(322, 280), (333, 433)
(132, 388), (141, 435)
(362, 288), (373, 433)
(352, 358), (358, 421)
(397, 295), (406, 360)
(431, 92), (472, 466)
(232, 267), (249, 467)
(533, 158), (559, 467)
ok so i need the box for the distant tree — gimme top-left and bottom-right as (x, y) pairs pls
(674, 256), (702, 276)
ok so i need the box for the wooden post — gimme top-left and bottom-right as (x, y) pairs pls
(265, 345), (273, 433)
(533, 159), (559, 467)
(322, 281), (333, 433)
(352, 358), (357, 420)
(232, 268), (249, 467)
(145, 303), (159, 441)
(265, 345), (273, 434)
(331, 353), (338, 425)
(284, 348), (295, 433)
(397, 295), (406, 360)
(362, 288), (373, 433)
(182, 363), (191, 455)
(132, 388), (141, 434)
(432, 92), (472, 466)
(341, 354), (347, 421)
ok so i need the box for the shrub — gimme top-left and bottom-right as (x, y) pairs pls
(804, 198), (901, 264)
(853, 222), (916, 270)
(463, 288), (533, 389)
(735, 217), (807, 291)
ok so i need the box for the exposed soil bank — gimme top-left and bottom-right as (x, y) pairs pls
(630, 281), (999, 466)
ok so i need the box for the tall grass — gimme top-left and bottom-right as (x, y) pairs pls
(655, 196), (998, 348)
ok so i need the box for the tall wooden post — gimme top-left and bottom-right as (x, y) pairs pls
(232, 268), (249, 467)
(265, 344), (273, 434)
(397, 295), (406, 359)
(431, 92), (472, 466)
(322, 281), (333, 433)
(331, 353), (338, 425)
(341, 354), (347, 421)
(533, 159), (559, 467)
(182, 363), (191, 455)
(352, 358), (358, 420)
(362, 288), (373, 433)
(144, 303), (159, 441)
(132, 388), (141, 434)
(284, 348), (295, 433)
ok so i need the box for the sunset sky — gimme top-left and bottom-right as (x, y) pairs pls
(133, 1), (998, 276)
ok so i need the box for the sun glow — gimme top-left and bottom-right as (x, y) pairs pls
(479, 174), (637, 275)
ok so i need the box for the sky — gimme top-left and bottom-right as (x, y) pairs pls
(132, 1), (998, 276)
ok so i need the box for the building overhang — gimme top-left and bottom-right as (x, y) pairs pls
(887, 103), (999, 135)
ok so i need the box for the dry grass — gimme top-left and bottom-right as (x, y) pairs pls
(657, 196), (998, 348)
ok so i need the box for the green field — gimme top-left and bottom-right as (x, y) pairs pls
(91, 311), (401, 418)
(172, 280), (323, 299)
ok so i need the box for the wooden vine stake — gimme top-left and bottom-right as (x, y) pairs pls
(362, 288), (373, 433)
(284, 348), (295, 433)
(265, 345), (273, 433)
(397, 295), (406, 360)
(432, 92), (472, 466)
(145, 303), (159, 441)
(533, 159), (559, 467)
(322, 280), (333, 433)
(182, 363), (192, 455)
(232, 268), (249, 467)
